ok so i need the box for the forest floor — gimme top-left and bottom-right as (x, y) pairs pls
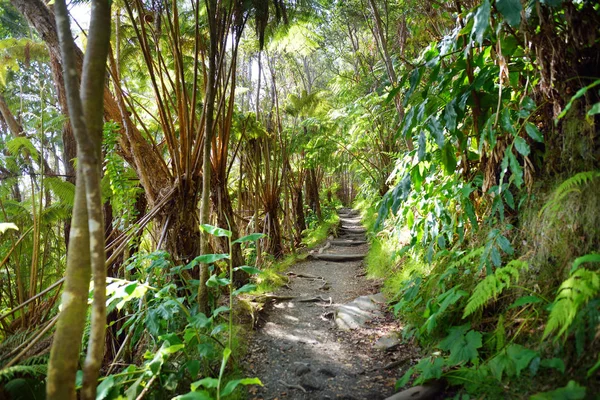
(243, 209), (421, 400)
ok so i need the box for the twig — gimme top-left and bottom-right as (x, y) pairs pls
(135, 374), (157, 400)
(278, 380), (307, 393)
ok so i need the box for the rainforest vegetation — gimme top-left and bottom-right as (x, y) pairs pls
(0, 0), (598, 398)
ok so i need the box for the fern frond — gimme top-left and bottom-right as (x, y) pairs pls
(45, 177), (75, 206)
(463, 260), (526, 318)
(5, 137), (38, 162)
(543, 268), (600, 341)
(449, 247), (485, 270)
(540, 171), (600, 216)
(0, 364), (47, 383)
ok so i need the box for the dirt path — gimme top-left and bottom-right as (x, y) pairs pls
(244, 209), (416, 400)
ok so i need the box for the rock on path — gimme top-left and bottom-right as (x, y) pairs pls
(244, 208), (413, 400)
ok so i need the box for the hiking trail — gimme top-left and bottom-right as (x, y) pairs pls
(243, 208), (422, 400)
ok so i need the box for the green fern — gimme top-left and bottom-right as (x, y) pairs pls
(449, 246), (485, 270)
(543, 268), (599, 340)
(540, 171), (600, 216)
(45, 177), (75, 207)
(5, 137), (38, 162)
(0, 364), (47, 383)
(463, 260), (526, 318)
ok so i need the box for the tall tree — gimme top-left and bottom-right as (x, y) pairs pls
(46, 0), (111, 399)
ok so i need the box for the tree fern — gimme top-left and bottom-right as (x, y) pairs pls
(540, 170), (600, 216)
(45, 177), (75, 207)
(543, 268), (599, 341)
(463, 260), (527, 318)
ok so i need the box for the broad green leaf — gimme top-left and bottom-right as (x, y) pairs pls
(396, 367), (414, 389)
(192, 254), (230, 265)
(471, 0), (491, 45)
(571, 253), (600, 273)
(530, 380), (586, 400)
(540, 358), (565, 374)
(0, 222), (18, 234)
(441, 143), (457, 175)
(439, 325), (482, 365)
(508, 295), (543, 309)
(220, 378), (263, 397)
(524, 122), (543, 142)
(500, 108), (516, 135)
(415, 357), (444, 382)
(175, 390), (214, 400)
(191, 377), (219, 391)
(186, 360), (201, 379)
(587, 102), (600, 116)
(514, 137), (530, 156)
(418, 131), (426, 161)
(174, 390), (212, 400)
(96, 376), (115, 400)
(206, 275), (230, 287)
(233, 265), (262, 275)
(233, 284), (257, 296)
(507, 151), (523, 187)
(212, 306), (230, 318)
(232, 233), (266, 244)
(507, 344), (538, 376)
(496, 0), (522, 27)
(189, 312), (211, 329)
(200, 224), (232, 238)
(557, 79), (600, 120)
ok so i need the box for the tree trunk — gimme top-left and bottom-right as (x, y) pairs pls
(306, 167), (322, 221)
(294, 185), (306, 243)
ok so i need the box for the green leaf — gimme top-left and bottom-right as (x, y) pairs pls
(0, 222), (18, 234)
(233, 284), (257, 296)
(191, 377), (219, 391)
(186, 360), (201, 379)
(571, 253), (600, 273)
(471, 0), (491, 45)
(540, 358), (565, 374)
(189, 312), (211, 329)
(220, 378), (263, 397)
(200, 224), (232, 238)
(557, 79), (600, 120)
(524, 122), (543, 142)
(508, 295), (543, 309)
(232, 233), (266, 244)
(500, 108), (516, 135)
(439, 325), (482, 365)
(96, 376), (115, 400)
(206, 275), (231, 287)
(530, 380), (586, 400)
(441, 143), (457, 175)
(514, 137), (530, 156)
(496, 0), (522, 27)
(212, 306), (230, 318)
(587, 102), (600, 116)
(173, 391), (213, 400)
(233, 265), (262, 275)
(190, 254), (229, 265)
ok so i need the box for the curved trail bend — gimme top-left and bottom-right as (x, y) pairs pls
(244, 209), (414, 400)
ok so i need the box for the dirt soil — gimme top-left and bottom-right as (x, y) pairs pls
(243, 209), (420, 400)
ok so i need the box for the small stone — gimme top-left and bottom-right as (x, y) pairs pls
(374, 333), (401, 351)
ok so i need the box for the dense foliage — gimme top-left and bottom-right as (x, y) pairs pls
(0, 0), (598, 398)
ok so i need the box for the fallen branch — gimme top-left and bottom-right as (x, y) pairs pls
(298, 295), (332, 303)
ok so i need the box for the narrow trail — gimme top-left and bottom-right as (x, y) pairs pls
(244, 209), (417, 400)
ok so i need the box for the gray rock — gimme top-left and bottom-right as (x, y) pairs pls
(374, 333), (401, 351)
(293, 363), (311, 376)
(299, 372), (326, 391)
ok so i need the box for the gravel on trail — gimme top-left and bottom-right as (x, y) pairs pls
(243, 209), (420, 400)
